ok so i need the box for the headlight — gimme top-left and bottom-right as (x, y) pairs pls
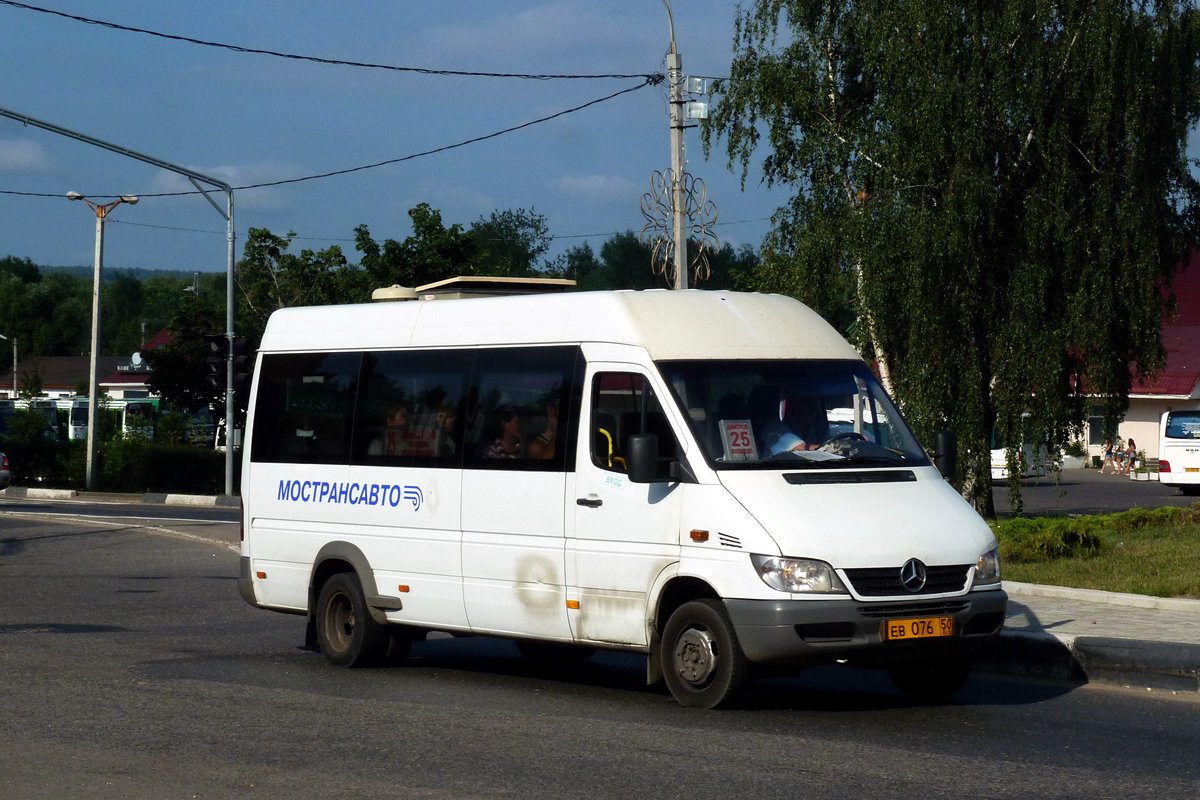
(974, 546), (1001, 585)
(750, 554), (848, 594)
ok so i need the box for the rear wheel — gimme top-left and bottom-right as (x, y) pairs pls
(1180, 485), (1200, 497)
(315, 572), (389, 667)
(661, 599), (748, 709)
(886, 655), (973, 701)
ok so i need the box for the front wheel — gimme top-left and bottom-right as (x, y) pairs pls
(315, 572), (389, 668)
(886, 655), (973, 701)
(661, 599), (748, 709)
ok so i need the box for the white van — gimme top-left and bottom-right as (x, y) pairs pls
(1158, 409), (1200, 494)
(989, 416), (1047, 481)
(237, 290), (1006, 708)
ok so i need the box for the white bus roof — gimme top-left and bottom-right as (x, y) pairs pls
(258, 289), (860, 361)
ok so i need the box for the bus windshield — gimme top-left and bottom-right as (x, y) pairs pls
(658, 359), (930, 469)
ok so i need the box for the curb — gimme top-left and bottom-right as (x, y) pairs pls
(1, 487), (78, 500)
(141, 492), (240, 508)
(1004, 580), (1200, 613)
(981, 630), (1200, 692)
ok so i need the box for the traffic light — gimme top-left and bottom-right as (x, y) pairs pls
(231, 337), (254, 391)
(204, 334), (228, 391)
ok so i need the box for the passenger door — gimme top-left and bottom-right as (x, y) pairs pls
(460, 347), (582, 640)
(569, 366), (684, 646)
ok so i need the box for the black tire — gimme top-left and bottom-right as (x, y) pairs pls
(315, 572), (389, 668)
(1180, 485), (1200, 497)
(886, 655), (973, 701)
(514, 640), (596, 664)
(661, 599), (748, 709)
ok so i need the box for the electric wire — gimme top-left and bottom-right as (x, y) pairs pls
(0, 79), (655, 199)
(0, 0), (660, 81)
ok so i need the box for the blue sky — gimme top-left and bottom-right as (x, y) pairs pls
(0, 1), (780, 274)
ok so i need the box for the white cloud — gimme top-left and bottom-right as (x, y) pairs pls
(0, 139), (51, 171)
(551, 173), (638, 205)
(150, 162), (305, 212)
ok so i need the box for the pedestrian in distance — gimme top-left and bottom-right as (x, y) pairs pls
(1101, 439), (1114, 473)
(1124, 438), (1137, 475)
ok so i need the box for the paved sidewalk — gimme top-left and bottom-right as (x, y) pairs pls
(985, 582), (1200, 691)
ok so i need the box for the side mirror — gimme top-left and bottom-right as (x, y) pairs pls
(933, 430), (957, 479)
(626, 433), (658, 483)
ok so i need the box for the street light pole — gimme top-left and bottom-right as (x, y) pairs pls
(68, 191), (138, 491)
(663, 0), (687, 290)
(0, 333), (12, 399)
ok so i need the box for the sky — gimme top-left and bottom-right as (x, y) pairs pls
(0, 1), (782, 275)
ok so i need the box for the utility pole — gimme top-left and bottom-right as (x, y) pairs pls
(664, 0), (687, 290)
(68, 192), (139, 491)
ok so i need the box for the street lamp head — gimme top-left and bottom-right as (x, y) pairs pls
(67, 191), (84, 201)
(120, 195), (139, 205)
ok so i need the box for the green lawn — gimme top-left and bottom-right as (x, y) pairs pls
(998, 516), (1200, 598)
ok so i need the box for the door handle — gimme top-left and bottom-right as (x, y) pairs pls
(576, 495), (603, 508)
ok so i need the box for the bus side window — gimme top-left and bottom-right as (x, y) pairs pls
(250, 352), (362, 465)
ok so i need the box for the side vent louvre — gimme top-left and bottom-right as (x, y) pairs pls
(717, 532), (742, 549)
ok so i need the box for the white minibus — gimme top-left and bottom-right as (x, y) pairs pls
(1158, 409), (1200, 494)
(238, 290), (1007, 708)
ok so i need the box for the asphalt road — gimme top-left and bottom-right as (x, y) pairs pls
(1, 510), (1198, 799)
(996, 467), (1197, 516)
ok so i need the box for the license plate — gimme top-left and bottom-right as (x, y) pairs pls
(1186, 468), (1199, 473)
(883, 616), (955, 641)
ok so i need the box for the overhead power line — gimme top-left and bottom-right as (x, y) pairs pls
(0, 0), (660, 81)
(0, 79), (655, 199)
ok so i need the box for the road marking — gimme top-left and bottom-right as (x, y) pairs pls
(0, 510), (239, 552)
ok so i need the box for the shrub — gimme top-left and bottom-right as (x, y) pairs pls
(1, 435), (233, 494)
(993, 503), (1200, 563)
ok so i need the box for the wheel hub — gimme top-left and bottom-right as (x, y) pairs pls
(674, 626), (718, 686)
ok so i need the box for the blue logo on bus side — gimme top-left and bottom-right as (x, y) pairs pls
(277, 479), (423, 511)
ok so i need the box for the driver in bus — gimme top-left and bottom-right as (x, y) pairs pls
(766, 391), (828, 454)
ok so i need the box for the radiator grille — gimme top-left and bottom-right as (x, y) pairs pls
(857, 600), (969, 619)
(844, 564), (971, 597)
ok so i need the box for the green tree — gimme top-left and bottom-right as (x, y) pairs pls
(143, 294), (224, 414)
(355, 203), (480, 290)
(102, 272), (147, 356)
(704, 0), (1200, 513)
(470, 208), (554, 277)
(0, 255), (40, 284)
(236, 228), (361, 343)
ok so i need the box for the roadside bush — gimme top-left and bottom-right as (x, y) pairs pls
(993, 504), (1200, 563)
(1, 435), (231, 494)
(0, 439), (75, 488)
(995, 518), (1103, 563)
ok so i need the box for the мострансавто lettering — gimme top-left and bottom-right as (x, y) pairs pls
(277, 479), (423, 511)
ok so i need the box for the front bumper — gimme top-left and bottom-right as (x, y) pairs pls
(726, 588), (1008, 667)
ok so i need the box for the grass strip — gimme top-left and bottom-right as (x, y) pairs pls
(993, 505), (1200, 598)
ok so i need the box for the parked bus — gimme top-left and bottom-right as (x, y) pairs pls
(237, 290), (1006, 708)
(1158, 409), (1200, 495)
(122, 399), (156, 439)
(68, 398), (89, 441)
